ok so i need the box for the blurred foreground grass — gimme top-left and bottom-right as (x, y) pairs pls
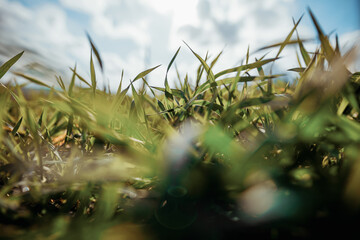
(0, 10), (360, 239)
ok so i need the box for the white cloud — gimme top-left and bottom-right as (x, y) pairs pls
(102, 50), (147, 88)
(59, 0), (112, 14)
(60, 0), (152, 47)
(92, 15), (150, 47)
(0, 0), (91, 86)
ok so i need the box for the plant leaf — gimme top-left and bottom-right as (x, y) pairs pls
(14, 72), (52, 88)
(90, 51), (97, 96)
(0, 51), (24, 80)
(214, 58), (278, 79)
(69, 67), (92, 87)
(11, 117), (23, 136)
(288, 68), (306, 73)
(86, 32), (103, 72)
(276, 15), (303, 58)
(133, 65), (161, 82)
(68, 63), (77, 97)
(184, 42), (215, 83)
(308, 8), (335, 63)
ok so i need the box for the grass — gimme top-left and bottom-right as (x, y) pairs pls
(0, 9), (360, 239)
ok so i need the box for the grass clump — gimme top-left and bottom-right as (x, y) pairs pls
(0, 9), (360, 239)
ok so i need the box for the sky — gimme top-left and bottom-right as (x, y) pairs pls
(0, 0), (359, 90)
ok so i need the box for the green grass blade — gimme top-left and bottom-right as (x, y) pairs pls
(195, 52), (209, 90)
(257, 39), (308, 52)
(165, 76), (174, 101)
(65, 115), (73, 143)
(162, 47), (180, 103)
(299, 40), (310, 66)
(276, 14), (303, 58)
(293, 18), (311, 66)
(217, 75), (282, 89)
(166, 47), (181, 75)
(175, 64), (182, 88)
(150, 86), (186, 100)
(157, 99), (166, 112)
(246, 45), (250, 65)
(308, 8), (335, 63)
(184, 42), (220, 117)
(68, 63), (77, 97)
(11, 117), (23, 136)
(0, 51), (24, 80)
(86, 32), (103, 72)
(184, 74), (191, 100)
(0, 83), (23, 108)
(288, 68), (306, 73)
(236, 96), (274, 109)
(112, 86), (129, 112)
(133, 65), (161, 82)
(131, 82), (144, 121)
(214, 58), (278, 79)
(141, 77), (157, 98)
(335, 34), (341, 57)
(184, 42), (215, 83)
(295, 51), (303, 68)
(38, 110), (44, 127)
(70, 67), (92, 87)
(90, 51), (97, 96)
(14, 72), (52, 88)
(255, 58), (265, 77)
(192, 99), (223, 112)
(116, 70), (124, 96)
(210, 50), (223, 70)
(56, 76), (66, 92)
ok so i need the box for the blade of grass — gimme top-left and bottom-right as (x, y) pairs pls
(184, 42), (221, 118)
(131, 83), (145, 122)
(257, 39), (309, 52)
(0, 51), (24, 80)
(90, 51), (97, 97)
(11, 117), (23, 136)
(195, 75), (282, 97)
(65, 115), (73, 144)
(56, 76), (66, 92)
(115, 70), (124, 96)
(214, 58), (279, 79)
(308, 8), (335, 63)
(288, 68), (306, 73)
(276, 14), (303, 58)
(14, 72), (52, 89)
(69, 67), (92, 87)
(86, 32), (103, 72)
(293, 18), (311, 66)
(184, 42), (215, 83)
(192, 99), (223, 112)
(166, 47), (181, 77)
(133, 65), (161, 82)
(295, 51), (303, 69)
(246, 45), (250, 65)
(150, 86), (187, 100)
(164, 48), (181, 113)
(38, 110), (44, 127)
(68, 63), (77, 97)
(195, 52), (209, 90)
(210, 50), (223, 70)
(112, 86), (130, 112)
